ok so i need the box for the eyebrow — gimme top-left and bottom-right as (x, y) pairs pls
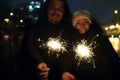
(48, 3), (54, 7)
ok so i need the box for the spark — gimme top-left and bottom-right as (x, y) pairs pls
(37, 29), (66, 57)
(74, 34), (99, 68)
(74, 40), (96, 68)
(75, 43), (92, 59)
(46, 37), (66, 53)
(38, 37), (67, 56)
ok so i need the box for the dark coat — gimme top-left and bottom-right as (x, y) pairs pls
(21, 21), (72, 80)
(19, 0), (72, 79)
(66, 19), (120, 80)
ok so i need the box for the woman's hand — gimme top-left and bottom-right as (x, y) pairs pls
(62, 72), (76, 80)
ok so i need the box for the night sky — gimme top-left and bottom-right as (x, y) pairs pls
(67, 0), (120, 23)
(0, 0), (120, 23)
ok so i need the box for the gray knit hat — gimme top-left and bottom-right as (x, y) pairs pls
(72, 9), (92, 27)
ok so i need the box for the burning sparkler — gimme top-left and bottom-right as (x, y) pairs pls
(38, 37), (67, 56)
(46, 37), (67, 53)
(74, 34), (99, 68)
(37, 29), (67, 56)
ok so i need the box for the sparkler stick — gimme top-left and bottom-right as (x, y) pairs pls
(58, 29), (64, 39)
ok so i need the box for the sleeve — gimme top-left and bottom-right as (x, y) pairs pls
(22, 27), (45, 67)
(58, 36), (75, 75)
(59, 50), (75, 73)
(96, 35), (120, 79)
(103, 37), (120, 80)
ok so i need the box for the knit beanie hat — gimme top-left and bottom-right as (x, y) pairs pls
(72, 9), (92, 27)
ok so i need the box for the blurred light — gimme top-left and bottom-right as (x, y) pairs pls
(20, 7), (24, 10)
(4, 18), (10, 23)
(111, 35), (114, 38)
(10, 12), (14, 16)
(43, 0), (46, 2)
(34, 2), (41, 8)
(115, 23), (120, 28)
(30, 1), (34, 5)
(3, 35), (10, 40)
(114, 10), (118, 14)
(105, 27), (109, 31)
(109, 25), (115, 29)
(35, 5), (40, 8)
(29, 5), (33, 9)
(34, 16), (39, 20)
(29, 1), (41, 9)
(119, 35), (120, 38)
(28, 15), (32, 18)
(28, 5), (34, 12)
(115, 23), (120, 30)
(20, 19), (23, 23)
(35, 1), (39, 4)
(109, 37), (120, 53)
(19, 35), (23, 39)
(15, 25), (19, 27)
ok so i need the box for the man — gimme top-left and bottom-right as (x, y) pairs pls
(21, 0), (75, 80)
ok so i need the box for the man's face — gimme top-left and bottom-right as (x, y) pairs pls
(75, 18), (90, 34)
(47, 0), (64, 24)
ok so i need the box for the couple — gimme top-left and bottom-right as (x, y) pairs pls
(21, 0), (119, 80)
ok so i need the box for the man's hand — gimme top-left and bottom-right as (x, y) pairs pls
(37, 63), (50, 80)
(62, 72), (76, 80)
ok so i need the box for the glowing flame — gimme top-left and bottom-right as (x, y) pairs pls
(75, 44), (91, 58)
(47, 37), (66, 52)
(38, 37), (67, 56)
(74, 39), (96, 68)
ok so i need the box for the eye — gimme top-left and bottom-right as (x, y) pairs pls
(58, 7), (64, 11)
(76, 22), (81, 25)
(48, 3), (55, 8)
(84, 21), (90, 25)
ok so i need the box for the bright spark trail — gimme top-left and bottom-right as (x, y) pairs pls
(37, 37), (67, 57)
(73, 34), (99, 68)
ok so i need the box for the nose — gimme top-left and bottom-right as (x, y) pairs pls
(80, 23), (86, 27)
(52, 7), (63, 12)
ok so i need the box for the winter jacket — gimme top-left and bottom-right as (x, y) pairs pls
(21, 21), (72, 80)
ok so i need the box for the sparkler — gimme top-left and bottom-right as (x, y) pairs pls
(38, 37), (67, 53)
(46, 37), (67, 53)
(37, 29), (67, 56)
(74, 34), (99, 68)
(46, 29), (67, 53)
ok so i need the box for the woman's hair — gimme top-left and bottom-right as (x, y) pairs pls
(37, 0), (72, 25)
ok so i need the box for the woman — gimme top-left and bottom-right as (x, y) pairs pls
(68, 9), (119, 80)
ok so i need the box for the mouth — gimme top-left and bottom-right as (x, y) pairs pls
(50, 19), (59, 24)
(48, 13), (61, 23)
(51, 13), (60, 17)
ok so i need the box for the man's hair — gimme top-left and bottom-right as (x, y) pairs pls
(37, 0), (72, 25)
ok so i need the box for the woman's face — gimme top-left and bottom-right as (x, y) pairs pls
(75, 18), (90, 34)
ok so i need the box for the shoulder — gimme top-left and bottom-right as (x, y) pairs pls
(97, 34), (117, 53)
(27, 23), (44, 33)
(96, 34), (109, 43)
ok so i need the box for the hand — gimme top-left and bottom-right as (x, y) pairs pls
(62, 72), (76, 80)
(37, 63), (50, 80)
